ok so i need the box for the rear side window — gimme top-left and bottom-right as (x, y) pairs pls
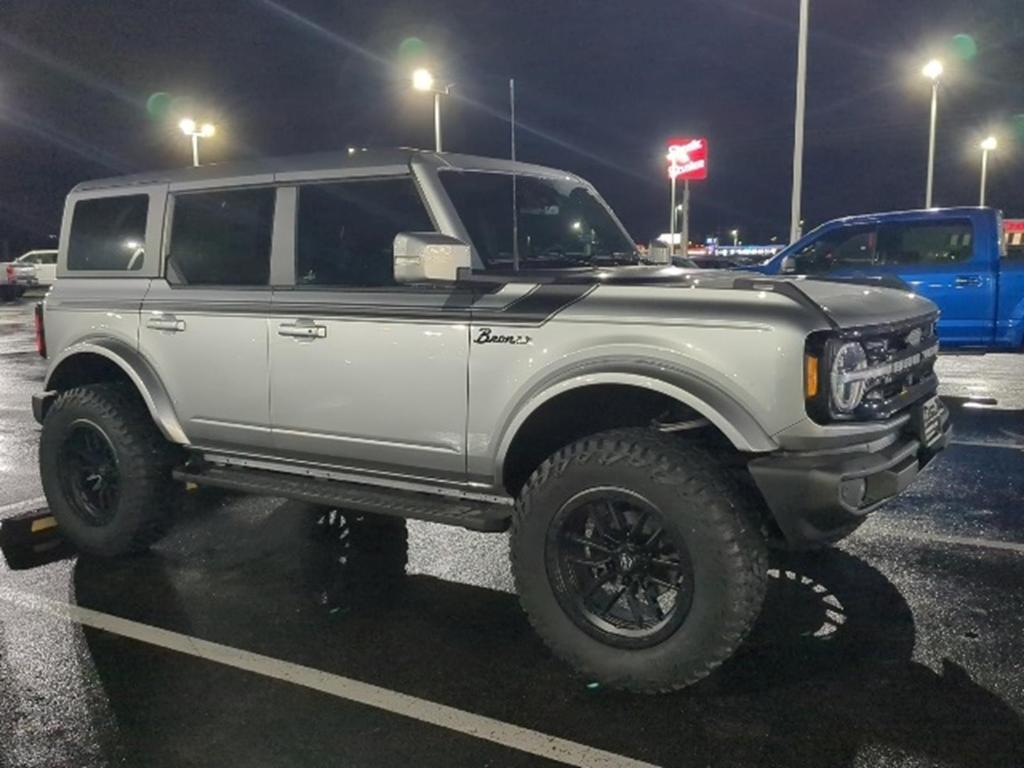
(878, 221), (972, 265)
(295, 178), (434, 287)
(167, 188), (275, 286)
(67, 195), (148, 271)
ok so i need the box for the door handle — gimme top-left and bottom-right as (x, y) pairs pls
(278, 320), (327, 339)
(954, 275), (983, 287)
(146, 314), (186, 332)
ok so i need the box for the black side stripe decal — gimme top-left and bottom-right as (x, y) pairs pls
(134, 283), (595, 326)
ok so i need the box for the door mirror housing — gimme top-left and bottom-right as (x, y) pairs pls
(393, 232), (472, 283)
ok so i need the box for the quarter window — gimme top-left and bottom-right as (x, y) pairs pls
(67, 195), (149, 271)
(295, 178), (434, 287)
(167, 188), (275, 286)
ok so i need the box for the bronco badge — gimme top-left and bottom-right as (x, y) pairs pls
(474, 328), (532, 346)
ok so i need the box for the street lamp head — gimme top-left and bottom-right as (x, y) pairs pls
(200, 123), (216, 138)
(730, 229), (739, 236)
(922, 59), (943, 80)
(178, 117), (197, 135)
(412, 68), (435, 92)
(980, 136), (998, 151)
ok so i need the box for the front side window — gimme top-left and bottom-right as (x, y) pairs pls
(789, 226), (877, 274)
(167, 188), (275, 286)
(67, 195), (148, 271)
(296, 178), (434, 287)
(877, 221), (973, 266)
(439, 171), (637, 269)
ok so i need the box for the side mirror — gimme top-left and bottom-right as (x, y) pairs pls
(780, 256), (796, 274)
(393, 232), (472, 283)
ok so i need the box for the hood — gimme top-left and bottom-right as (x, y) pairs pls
(779, 276), (937, 329)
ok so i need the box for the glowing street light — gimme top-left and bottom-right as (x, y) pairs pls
(730, 229), (739, 246)
(179, 118), (216, 167)
(411, 68), (452, 152)
(922, 59), (943, 207)
(979, 136), (997, 206)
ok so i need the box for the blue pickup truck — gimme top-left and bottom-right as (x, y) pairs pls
(754, 207), (1024, 351)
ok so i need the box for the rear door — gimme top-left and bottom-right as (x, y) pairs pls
(269, 176), (469, 479)
(874, 218), (993, 346)
(141, 185), (278, 451)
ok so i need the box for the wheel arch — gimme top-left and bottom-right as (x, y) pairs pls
(494, 369), (776, 494)
(43, 339), (188, 445)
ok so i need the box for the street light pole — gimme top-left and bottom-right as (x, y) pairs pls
(669, 175), (677, 258)
(433, 91), (442, 152)
(922, 59), (943, 208)
(680, 180), (690, 258)
(412, 68), (451, 153)
(979, 136), (997, 206)
(789, 0), (809, 244)
(178, 118), (216, 167)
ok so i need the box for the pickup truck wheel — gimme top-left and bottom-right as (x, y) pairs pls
(511, 428), (768, 692)
(39, 383), (179, 556)
(0, 286), (14, 302)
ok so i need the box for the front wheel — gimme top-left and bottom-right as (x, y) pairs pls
(510, 429), (768, 692)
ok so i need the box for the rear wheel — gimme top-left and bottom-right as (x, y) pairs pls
(511, 428), (768, 692)
(40, 383), (180, 556)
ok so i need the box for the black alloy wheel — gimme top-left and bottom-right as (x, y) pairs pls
(58, 420), (121, 526)
(547, 488), (694, 648)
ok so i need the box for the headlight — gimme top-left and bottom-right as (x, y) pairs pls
(830, 341), (868, 414)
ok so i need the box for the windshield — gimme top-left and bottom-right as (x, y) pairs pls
(439, 170), (638, 269)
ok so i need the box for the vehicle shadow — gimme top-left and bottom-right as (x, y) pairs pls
(67, 499), (1024, 768)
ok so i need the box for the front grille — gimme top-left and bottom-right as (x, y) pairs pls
(849, 317), (939, 420)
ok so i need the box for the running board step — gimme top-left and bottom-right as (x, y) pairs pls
(173, 465), (512, 533)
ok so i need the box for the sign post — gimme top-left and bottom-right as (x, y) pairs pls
(666, 138), (708, 259)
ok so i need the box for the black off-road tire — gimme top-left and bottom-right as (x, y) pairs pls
(39, 383), (180, 556)
(510, 428), (768, 693)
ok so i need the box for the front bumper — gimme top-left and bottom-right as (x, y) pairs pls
(748, 400), (951, 547)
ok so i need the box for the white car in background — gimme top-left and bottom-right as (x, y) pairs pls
(14, 249), (59, 288)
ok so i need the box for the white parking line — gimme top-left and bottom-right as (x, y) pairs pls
(892, 532), (1024, 555)
(0, 589), (659, 768)
(950, 439), (1024, 452)
(0, 496), (47, 516)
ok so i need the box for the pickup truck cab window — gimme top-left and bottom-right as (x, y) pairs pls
(788, 225), (876, 274)
(877, 220), (972, 265)
(295, 177), (434, 287)
(439, 171), (637, 270)
(67, 194), (148, 271)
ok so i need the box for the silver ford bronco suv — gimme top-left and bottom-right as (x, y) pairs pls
(33, 149), (950, 692)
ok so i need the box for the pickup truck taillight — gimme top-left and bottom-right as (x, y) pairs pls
(5, 265), (12, 282)
(34, 302), (46, 358)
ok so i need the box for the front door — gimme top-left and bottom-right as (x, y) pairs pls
(875, 219), (995, 347)
(269, 176), (469, 480)
(141, 186), (278, 451)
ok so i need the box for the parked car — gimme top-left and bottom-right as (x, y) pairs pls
(33, 149), (949, 692)
(682, 256), (742, 269)
(755, 208), (1024, 351)
(0, 257), (36, 301)
(13, 249), (59, 288)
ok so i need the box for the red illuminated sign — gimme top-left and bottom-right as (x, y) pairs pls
(666, 138), (708, 181)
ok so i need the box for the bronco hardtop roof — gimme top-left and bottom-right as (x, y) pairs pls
(72, 149), (583, 193)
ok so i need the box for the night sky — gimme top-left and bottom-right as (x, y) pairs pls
(2, 0), (1023, 256)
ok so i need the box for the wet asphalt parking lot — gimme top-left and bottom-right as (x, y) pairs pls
(1, 297), (1023, 768)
